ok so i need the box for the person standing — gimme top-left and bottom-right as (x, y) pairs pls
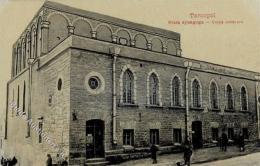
(61, 157), (68, 166)
(238, 132), (245, 152)
(221, 132), (228, 151)
(150, 144), (158, 164)
(56, 154), (62, 166)
(46, 154), (52, 166)
(183, 137), (192, 166)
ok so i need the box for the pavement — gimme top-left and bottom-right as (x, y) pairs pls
(116, 143), (260, 166)
(194, 152), (260, 166)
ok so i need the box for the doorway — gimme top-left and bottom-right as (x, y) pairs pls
(192, 121), (203, 149)
(86, 119), (104, 158)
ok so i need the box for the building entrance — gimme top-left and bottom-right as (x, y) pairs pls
(86, 119), (104, 158)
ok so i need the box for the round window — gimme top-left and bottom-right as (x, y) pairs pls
(57, 78), (62, 91)
(85, 72), (105, 94)
(258, 96), (260, 103)
(88, 77), (100, 90)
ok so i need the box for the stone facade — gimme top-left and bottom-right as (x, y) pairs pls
(3, 1), (260, 166)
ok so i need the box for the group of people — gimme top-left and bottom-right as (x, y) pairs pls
(1, 156), (17, 166)
(46, 154), (68, 166)
(219, 131), (245, 152)
(150, 137), (193, 166)
(150, 131), (246, 166)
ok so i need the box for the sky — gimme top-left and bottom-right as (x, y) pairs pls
(0, 0), (259, 117)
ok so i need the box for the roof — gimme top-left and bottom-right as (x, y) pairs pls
(43, 1), (180, 40)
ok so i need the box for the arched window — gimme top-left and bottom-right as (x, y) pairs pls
(22, 39), (26, 69)
(149, 73), (159, 105)
(15, 46), (19, 75)
(241, 86), (248, 110)
(26, 32), (31, 60)
(123, 69), (134, 104)
(23, 82), (26, 112)
(192, 79), (201, 107)
(17, 85), (20, 115)
(172, 76), (181, 106)
(226, 84), (234, 110)
(36, 16), (42, 58)
(210, 81), (218, 109)
(31, 27), (37, 59)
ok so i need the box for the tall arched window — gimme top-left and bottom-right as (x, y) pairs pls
(226, 84), (234, 110)
(23, 82), (26, 112)
(192, 79), (201, 107)
(210, 81), (218, 109)
(22, 39), (26, 69)
(149, 73), (159, 105)
(26, 32), (31, 60)
(241, 86), (248, 110)
(15, 46), (19, 75)
(31, 27), (37, 59)
(17, 85), (20, 116)
(123, 69), (134, 104)
(36, 16), (42, 58)
(172, 76), (181, 106)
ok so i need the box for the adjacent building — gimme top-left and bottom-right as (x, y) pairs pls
(3, 1), (260, 165)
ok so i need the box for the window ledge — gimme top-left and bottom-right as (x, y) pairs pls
(122, 145), (135, 152)
(190, 107), (204, 111)
(173, 142), (182, 146)
(212, 140), (218, 144)
(225, 109), (236, 112)
(228, 139), (234, 143)
(118, 103), (139, 107)
(209, 108), (221, 112)
(146, 105), (164, 109)
(169, 106), (185, 110)
(240, 110), (251, 113)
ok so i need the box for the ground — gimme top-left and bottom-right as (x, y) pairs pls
(115, 143), (260, 166)
(194, 152), (260, 166)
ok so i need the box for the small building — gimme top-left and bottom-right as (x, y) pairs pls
(3, 1), (260, 165)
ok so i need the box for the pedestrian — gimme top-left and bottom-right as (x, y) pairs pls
(150, 144), (158, 164)
(46, 154), (52, 166)
(1, 156), (4, 165)
(221, 132), (228, 152)
(10, 156), (17, 166)
(238, 132), (245, 152)
(61, 157), (68, 166)
(183, 137), (192, 166)
(218, 136), (223, 151)
(56, 154), (62, 166)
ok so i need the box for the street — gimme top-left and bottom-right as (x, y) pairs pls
(195, 152), (260, 166)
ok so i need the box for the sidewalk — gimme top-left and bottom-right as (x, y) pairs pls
(116, 143), (260, 166)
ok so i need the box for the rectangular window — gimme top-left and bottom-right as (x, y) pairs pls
(123, 129), (134, 146)
(173, 128), (182, 143)
(150, 129), (159, 145)
(242, 128), (249, 139)
(212, 128), (219, 141)
(228, 128), (234, 140)
(39, 122), (43, 143)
